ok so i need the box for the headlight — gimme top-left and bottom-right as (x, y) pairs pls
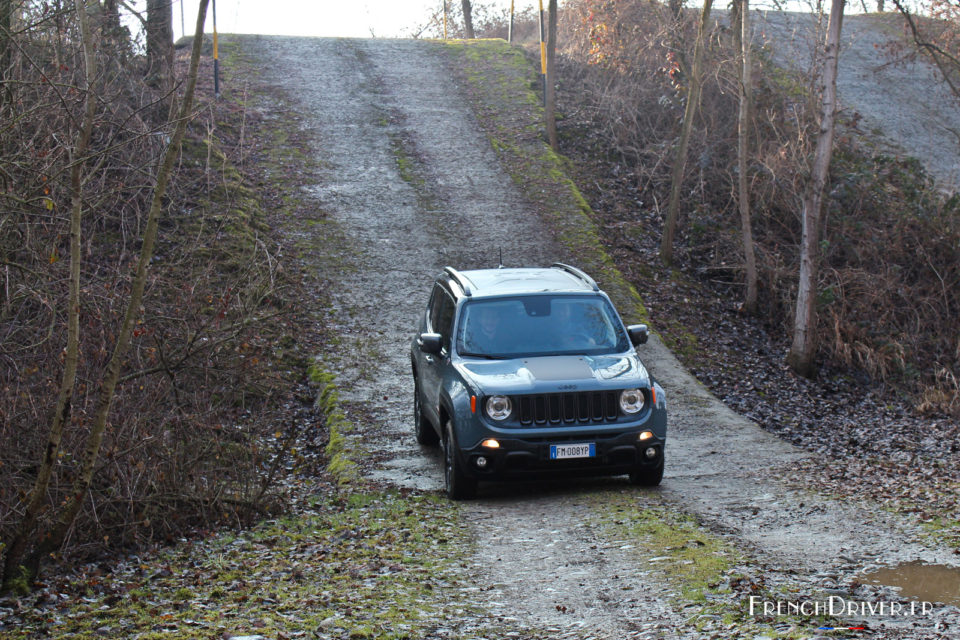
(619, 388), (645, 414)
(485, 395), (512, 421)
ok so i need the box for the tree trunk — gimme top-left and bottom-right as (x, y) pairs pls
(461, 0), (474, 38)
(1, 0), (10, 73)
(146, 0), (173, 89)
(787, 0), (845, 377)
(730, 0), (742, 55)
(100, 0), (125, 60)
(1, 0), (99, 594)
(669, 0), (684, 21)
(660, 0), (713, 265)
(738, 0), (758, 314)
(545, 0), (558, 150)
(0, 0), (11, 112)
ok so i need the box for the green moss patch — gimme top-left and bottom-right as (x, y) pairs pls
(599, 491), (846, 637)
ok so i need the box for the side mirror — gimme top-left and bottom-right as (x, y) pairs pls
(627, 324), (649, 347)
(418, 332), (442, 355)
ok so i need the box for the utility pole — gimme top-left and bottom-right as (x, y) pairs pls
(508, 0), (514, 43)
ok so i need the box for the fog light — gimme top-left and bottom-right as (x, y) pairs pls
(475, 456), (489, 469)
(644, 447), (658, 460)
(638, 431), (654, 441)
(481, 439), (500, 449)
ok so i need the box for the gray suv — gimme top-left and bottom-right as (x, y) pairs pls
(410, 264), (667, 499)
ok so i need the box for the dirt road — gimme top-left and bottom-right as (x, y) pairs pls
(242, 35), (959, 638)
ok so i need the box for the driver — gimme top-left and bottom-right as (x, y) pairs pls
(467, 305), (502, 354)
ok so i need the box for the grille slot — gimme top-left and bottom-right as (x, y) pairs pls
(518, 391), (620, 426)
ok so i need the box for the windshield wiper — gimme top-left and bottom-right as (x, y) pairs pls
(460, 352), (507, 360)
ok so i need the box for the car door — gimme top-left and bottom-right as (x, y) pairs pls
(419, 284), (455, 429)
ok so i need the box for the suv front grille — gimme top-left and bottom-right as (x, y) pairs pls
(517, 391), (620, 426)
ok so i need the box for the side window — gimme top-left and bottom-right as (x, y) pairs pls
(428, 286), (445, 332)
(429, 287), (455, 353)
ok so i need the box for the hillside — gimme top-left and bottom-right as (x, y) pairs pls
(755, 11), (960, 190)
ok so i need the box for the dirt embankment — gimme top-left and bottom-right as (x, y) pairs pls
(754, 11), (960, 189)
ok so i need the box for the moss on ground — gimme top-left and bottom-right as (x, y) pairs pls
(9, 490), (470, 639)
(599, 491), (843, 637)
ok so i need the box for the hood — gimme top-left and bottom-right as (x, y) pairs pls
(458, 354), (649, 395)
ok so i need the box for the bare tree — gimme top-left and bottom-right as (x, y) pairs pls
(0, 0), (11, 105)
(100, 0), (127, 59)
(669, 0), (684, 20)
(1, 0), (212, 592)
(738, 0), (758, 314)
(1, 0), (9, 60)
(787, 0), (845, 377)
(660, 0), (714, 265)
(146, 0), (173, 89)
(892, 0), (960, 102)
(0, 0), (99, 592)
(462, 0), (475, 38)
(545, 0), (558, 150)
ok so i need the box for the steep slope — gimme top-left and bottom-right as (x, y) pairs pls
(755, 11), (960, 189)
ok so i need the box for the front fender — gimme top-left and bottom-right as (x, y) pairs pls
(651, 381), (667, 439)
(444, 376), (495, 449)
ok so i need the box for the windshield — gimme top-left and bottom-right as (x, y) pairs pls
(456, 294), (629, 358)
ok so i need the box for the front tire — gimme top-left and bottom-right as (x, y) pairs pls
(629, 458), (664, 487)
(443, 420), (477, 500)
(413, 377), (440, 446)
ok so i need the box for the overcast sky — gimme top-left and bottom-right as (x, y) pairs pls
(155, 0), (864, 41)
(164, 0), (472, 40)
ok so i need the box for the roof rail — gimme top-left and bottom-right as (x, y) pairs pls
(443, 266), (473, 297)
(551, 263), (599, 291)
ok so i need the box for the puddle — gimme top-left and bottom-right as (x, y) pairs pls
(863, 562), (960, 607)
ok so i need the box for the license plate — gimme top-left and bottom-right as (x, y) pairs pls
(549, 443), (596, 460)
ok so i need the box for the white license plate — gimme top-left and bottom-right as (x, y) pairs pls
(549, 443), (596, 460)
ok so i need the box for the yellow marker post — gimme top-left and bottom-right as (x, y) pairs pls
(508, 0), (515, 43)
(538, 0), (546, 106)
(213, 0), (220, 97)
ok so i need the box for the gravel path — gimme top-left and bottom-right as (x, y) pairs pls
(242, 34), (960, 637)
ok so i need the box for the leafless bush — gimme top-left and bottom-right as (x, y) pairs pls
(1, 2), (295, 578)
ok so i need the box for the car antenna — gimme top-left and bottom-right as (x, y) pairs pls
(498, 248), (503, 269)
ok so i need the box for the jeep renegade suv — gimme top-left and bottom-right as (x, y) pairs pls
(410, 264), (667, 499)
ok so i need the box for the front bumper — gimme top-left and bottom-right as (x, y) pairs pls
(456, 429), (665, 480)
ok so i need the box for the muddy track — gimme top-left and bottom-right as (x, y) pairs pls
(240, 35), (959, 638)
